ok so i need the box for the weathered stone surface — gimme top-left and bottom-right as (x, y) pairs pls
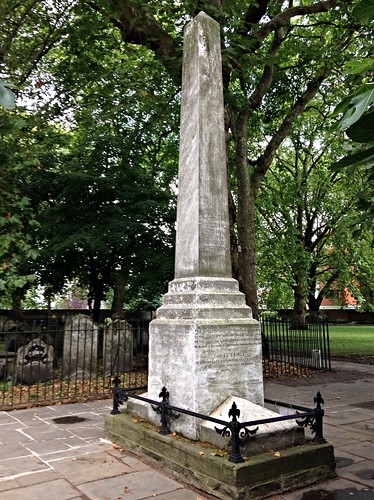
(106, 412), (337, 500)
(137, 12), (263, 440)
(146, 277), (263, 439)
(103, 319), (133, 376)
(200, 396), (305, 455)
(174, 11), (230, 279)
(63, 314), (97, 379)
(15, 337), (54, 385)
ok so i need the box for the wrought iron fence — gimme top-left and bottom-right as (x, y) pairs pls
(110, 381), (327, 463)
(261, 315), (331, 378)
(0, 316), (148, 410)
(1, 313), (331, 409)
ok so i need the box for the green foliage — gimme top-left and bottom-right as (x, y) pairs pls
(0, 108), (41, 303)
(0, 0), (372, 315)
(0, 81), (15, 108)
(257, 105), (367, 315)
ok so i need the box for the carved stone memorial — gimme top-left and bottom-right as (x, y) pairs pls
(15, 337), (54, 385)
(63, 314), (98, 379)
(136, 11), (263, 440)
(103, 319), (133, 376)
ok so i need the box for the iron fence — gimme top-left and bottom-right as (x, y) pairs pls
(110, 381), (327, 463)
(261, 315), (331, 378)
(0, 316), (148, 410)
(1, 313), (331, 409)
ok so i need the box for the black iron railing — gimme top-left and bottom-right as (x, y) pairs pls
(261, 315), (331, 377)
(0, 317), (148, 409)
(110, 379), (327, 464)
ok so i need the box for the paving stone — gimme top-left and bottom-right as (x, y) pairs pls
(0, 478), (19, 492)
(338, 459), (374, 488)
(24, 438), (73, 455)
(145, 488), (211, 499)
(51, 451), (135, 484)
(0, 478), (80, 500)
(43, 441), (114, 463)
(67, 425), (104, 439)
(21, 426), (75, 441)
(59, 435), (89, 448)
(324, 424), (368, 447)
(0, 413), (18, 425)
(270, 478), (374, 499)
(0, 442), (32, 459)
(338, 441), (374, 461)
(77, 469), (187, 500)
(324, 407), (373, 425)
(334, 450), (366, 468)
(115, 453), (151, 472)
(0, 426), (33, 444)
(0, 455), (50, 479)
(15, 468), (61, 487)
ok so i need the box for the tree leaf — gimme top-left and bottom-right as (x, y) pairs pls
(0, 82), (15, 109)
(352, 0), (374, 24)
(331, 146), (374, 170)
(346, 110), (374, 144)
(340, 90), (374, 130)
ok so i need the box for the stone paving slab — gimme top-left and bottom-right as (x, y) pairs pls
(0, 478), (81, 500)
(338, 459), (374, 488)
(50, 451), (135, 484)
(338, 440), (374, 461)
(0, 365), (372, 499)
(76, 468), (195, 500)
(0, 455), (50, 478)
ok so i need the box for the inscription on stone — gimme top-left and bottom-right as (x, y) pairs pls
(195, 331), (255, 371)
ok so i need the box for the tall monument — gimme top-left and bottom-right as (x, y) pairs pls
(146, 11), (263, 440)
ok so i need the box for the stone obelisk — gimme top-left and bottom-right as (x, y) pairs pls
(146, 11), (263, 440)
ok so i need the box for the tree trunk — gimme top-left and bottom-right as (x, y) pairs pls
(111, 273), (126, 318)
(292, 281), (307, 324)
(92, 285), (104, 323)
(11, 292), (24, 321)
(234, 111), (259, 319)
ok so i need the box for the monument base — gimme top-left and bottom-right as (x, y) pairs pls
(105, 410), (336, 500)
(146, 276), (264, 440)
(199, 396), (306, 456)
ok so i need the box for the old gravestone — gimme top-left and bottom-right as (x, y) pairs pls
(63, 314), (98, 379)
(15, 337), (54, 385)
(134, 11), (263, 440)
(103, 319), (133, 376)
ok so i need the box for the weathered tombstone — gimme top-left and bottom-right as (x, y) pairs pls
(103, 319), (133, 376)
(15, 337), (54, 385)
(135, 11), (263, 440)
(63, 314), (98, 379)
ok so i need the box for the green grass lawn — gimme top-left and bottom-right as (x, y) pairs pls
(329, 325), (374, 356)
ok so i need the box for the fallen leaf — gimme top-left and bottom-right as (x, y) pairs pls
(211, 450), (225, 457)
(112, 444), (120, 449)
(198, 451), (205, 457)
(172, 432), (177, 436)
(274, 451), (281, 457)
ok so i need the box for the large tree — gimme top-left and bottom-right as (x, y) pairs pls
(1, 0), (371, 318)
(256, 108), (367, 321)
(97, 0), (369, 318)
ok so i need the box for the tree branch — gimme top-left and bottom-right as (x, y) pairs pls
(105, 0), (182, 84)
